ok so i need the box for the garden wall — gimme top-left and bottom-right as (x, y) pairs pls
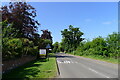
(2, 56), (36, 73)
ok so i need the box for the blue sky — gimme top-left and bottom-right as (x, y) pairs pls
(2, 2), (118, 43)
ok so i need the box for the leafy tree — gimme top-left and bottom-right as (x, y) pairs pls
(2, 38), (23, 60)
(91, 37), (107, 56)
(61, 25), (84, 52)
(1, 2), (41, 60)
(70, 32), (119, 59)
(59, 42), (64, 52)
(35, 30), (53, 59)
(41, 29), (52, 42)
(40, 29), (53, 48)
(1, 2), (40, 38)
(106, 32), (119, 58)
(2, 20), (19, 38)
(52, 42), (60, 53)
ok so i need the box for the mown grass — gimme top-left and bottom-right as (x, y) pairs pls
(3, 53), (57, 79)
(68, 53), (118, 64)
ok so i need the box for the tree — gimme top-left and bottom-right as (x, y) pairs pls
(72, 32), (120, 59)
(106, 32), (119, 58)
(59, 42), (64, 52)
(41, 29), (52, 42)
(1, 2), (40, 38)
(52, 42), (60, 53)
(91, 36), (107, 56)
(61, 25), (84, 52)
(1, 2), (40, 60)
(35, 30), (53, 59)
(2, 20), (19, 38)
(40, 29), (53, 48)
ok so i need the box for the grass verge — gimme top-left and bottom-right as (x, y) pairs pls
(3, 53), (57, 79)
(68, 53), (118, 64)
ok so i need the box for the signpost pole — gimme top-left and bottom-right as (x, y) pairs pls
(48, 49), (49, 61)
(46, 44), (51, 61)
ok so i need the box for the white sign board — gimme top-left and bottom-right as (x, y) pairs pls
(39, 49), (46, 55)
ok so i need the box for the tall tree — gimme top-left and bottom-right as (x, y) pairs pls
(106, 32), (119, 58)
(39, 29), (53, 49)
(52, 42), (60, 53)
(41, 29), (52, 42)
(61, 25), (84, 52)
(1, 2), (40, 38)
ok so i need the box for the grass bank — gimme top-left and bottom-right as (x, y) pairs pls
(3, 53), (57, 79)
(68, 53), (118, 64)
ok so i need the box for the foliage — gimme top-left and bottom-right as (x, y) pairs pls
(1, 3), (54, 60)
(1, 2), (40, 38)
(2, 38), (38, 60)
(41, 30), (52, 42)
(106, 32), (119, 58)
(39, 29), (53, 49)
(2, 20), (19, 38)
(2, 38), (22, 59)
(52, 42), (60, 53)
(39, 39), (52, 49)
(69, 32), (120, 59)
(61, 25), (84, 52)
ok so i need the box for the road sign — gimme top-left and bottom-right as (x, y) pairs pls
(46, 44), (51, 49)
(39, 49), (46, 55)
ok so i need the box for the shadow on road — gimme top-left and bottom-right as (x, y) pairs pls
(53, 53), (75, 58)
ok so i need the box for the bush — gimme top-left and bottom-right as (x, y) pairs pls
(2, 38), (38, 60)
(71, 32), (119, 60)
(2, 38), (23, 60)
(28, 46), (38, 56)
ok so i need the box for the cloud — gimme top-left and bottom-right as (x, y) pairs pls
(102, 21), (112, 25)
(85, 19), (92, 22)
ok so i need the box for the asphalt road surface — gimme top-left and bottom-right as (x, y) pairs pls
(56, 53), (118, 78)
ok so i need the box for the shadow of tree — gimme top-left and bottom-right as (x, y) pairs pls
(55, 53), (75, 58)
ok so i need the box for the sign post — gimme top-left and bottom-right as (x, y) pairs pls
(39, 49), (46, 58)
(46, 44), (51, 61)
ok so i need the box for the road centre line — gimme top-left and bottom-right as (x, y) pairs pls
(66, 57), (111, 78)
(77, 60), (111, 78)
(88, 68), (110, 78)
(58, 54), (116, 78)
(70, 54), (118, 69)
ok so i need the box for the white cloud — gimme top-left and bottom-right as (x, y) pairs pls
(102, 21), (112, 25)
(85, 19), (92, 22)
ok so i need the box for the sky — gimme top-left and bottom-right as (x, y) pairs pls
(2, 2), (118, 43)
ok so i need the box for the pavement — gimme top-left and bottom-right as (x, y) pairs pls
(56, 53), (118, 78)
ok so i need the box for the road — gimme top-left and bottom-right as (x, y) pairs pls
(56, 53), (118, 78)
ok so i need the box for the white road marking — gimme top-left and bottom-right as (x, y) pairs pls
(57, 60), (76, 64)
(71, 61), (75, 63)
(57, 60), (62, 63)
(88, 68), (110, 78)
(66, 58), (78, 64)
(75, 62), (78, 63)
(64, 61), (70, 63)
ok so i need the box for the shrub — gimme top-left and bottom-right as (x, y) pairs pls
(2, 38), (22, 60)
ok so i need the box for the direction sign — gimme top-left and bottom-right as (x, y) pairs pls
(46, 44), (51, 49)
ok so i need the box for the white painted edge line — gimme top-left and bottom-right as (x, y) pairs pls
(88, 68), (110, 78)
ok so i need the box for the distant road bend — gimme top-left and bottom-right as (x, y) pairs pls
(56, 53), (118, 78)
